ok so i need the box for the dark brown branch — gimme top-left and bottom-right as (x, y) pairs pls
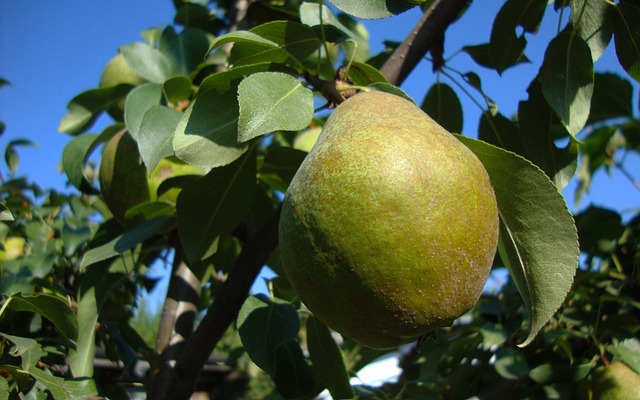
(147, 246), (201, 399)
(162, 205), (282, 400)
(380, 0), (469, 86)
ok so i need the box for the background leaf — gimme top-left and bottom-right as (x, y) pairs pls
(177, 149), (257, 263)
(28, 367), (98, 400)
(0, 333), (45, 371)
(237, 72), (314, 142)
(61, 134), (100, 194)
(421, 82), (463, 133)
(489, 0), (546, 74)
(457, 136), (579, 347)
(539, 32), (594, 136)
(614, 2), (640, 82)
(7, 293), (78, 350)
(306, 315), (354, 399)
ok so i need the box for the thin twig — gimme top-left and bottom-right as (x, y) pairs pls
(380, 0), (469, 86)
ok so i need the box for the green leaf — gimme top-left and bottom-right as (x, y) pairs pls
(272, 341), (318, 399)
(614, 2), (640, 82)
(61, 134), (101, 195)
(114, 216), (172, 253)
(58, 86), (131, 134)
(158, 26), (210, 76)
(367, 83), (415, 103)
(489, 0), (545, 74)
(479, 112), (525, 156)
(346, 62), (387, 86)
(163, 76), (192, 104)
(62, 223), (93, 258)
(7, 293), (78, 350)
(456, 136), (578, 347)
(137, 105), (183, 172)
(588, 73), (634, 124)
(229, 21), (321, 67)
(421, 82), (463, 133)
(173, 89), (247, 168)
(608, 338), (640, 374)
(539, 31), (594, 137)
(208, 30), (279, 56)
(4, 139), (37, 176)
(328, 0), (420, 19)
(260, 147), (308, 191)
(199, 63), (296, 94)
(124, 83), (164, 141)
(570, 0), (614, 61)
(306, 315), (354, 399)
(120, 42), (172, 84)
(237, 294), (300, 374)
(518, 79), (577, 190)
(0, 333), (45, 371)
(300, 2), (352, 42)
(237, 72), (314, 142)
(494, 347), (530, 379)
(28, 367), (98, 400)
(177, 149), (257, 263)
(0, 203), (13, 221)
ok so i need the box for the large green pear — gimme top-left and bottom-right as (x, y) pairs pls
(593, 361), (640, 400)
(279, 91), (499, 349)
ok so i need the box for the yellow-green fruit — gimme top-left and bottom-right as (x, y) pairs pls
(99, 54), (144, 120)
(99, 130), (203, 224)
(0, 236), (26, 262)
(99, 54), (144, 88)
(279, 91), (499, 349)
(593, 361), (640, 400)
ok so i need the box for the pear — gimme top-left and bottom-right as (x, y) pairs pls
(99, 130), (203, 224)
(592, 361), (640, 400)
(279, 91), (499, 349)
(99, 54), (144, 120)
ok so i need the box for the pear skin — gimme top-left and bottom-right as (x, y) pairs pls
(279, 91), (499, 349)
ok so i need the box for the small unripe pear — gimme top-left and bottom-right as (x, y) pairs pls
(593, 361), (640, 400)
(99, 130), (203, 224)
(279, 91), (499, 349)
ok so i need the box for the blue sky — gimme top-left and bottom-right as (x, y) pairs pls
(1, 1), (638, 218)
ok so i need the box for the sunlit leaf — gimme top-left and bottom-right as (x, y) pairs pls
(0, 333), (45, 371)
(163, 76), (192, 104)
(570, 0), (614, 61)
(173, 89), (247, 168)
(59, 86), (131, 134)
(539, 32), (594, 137)
(328, 0), (420, 19)
(137, 105), (183, 172)
(229, 21), (321, 67)
(237, 72), (314, 142)
(457, 136), (578, 347)
(124, 83), (164, 141)
(120, 42), (172, 84)
(29, 367), (98, 399)
(158, 26), (210, 76)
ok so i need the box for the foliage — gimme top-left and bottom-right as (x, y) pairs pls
(1, 0), (639, 399)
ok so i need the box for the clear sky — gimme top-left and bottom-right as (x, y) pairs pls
(1, 1), (638, 220)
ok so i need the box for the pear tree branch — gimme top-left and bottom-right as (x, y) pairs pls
(380, 0), (469, 86)
(162, 206), (282, 400)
